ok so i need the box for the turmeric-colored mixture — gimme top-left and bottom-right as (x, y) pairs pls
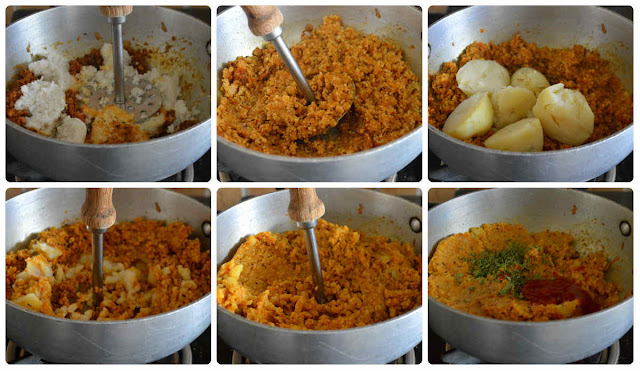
(6, 219), (211, 321)
(217, 219), (422, 330)
(428, 35), (633, 150)
(428, 223), (622, 321)
(217, 15), (422, 157)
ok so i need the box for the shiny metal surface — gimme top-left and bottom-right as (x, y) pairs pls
(108, 16), (126, 106)
(298, 220), (326, 303)
(6, 6), (211, 181)
(428, 6), (633, 181)
(217, 189), (422, 363)
(265, 26), (316, 103)
(6, 188), (211, 363)
(428, 189), (633, 363)
(89, 227), (107, 305)
(217, 6), (422, 182)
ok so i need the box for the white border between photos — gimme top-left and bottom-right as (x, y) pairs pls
(0, 0), (637, 369)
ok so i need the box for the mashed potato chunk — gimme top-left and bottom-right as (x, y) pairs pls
(532, 83), (594, 145)
(456, 59), (510, 96)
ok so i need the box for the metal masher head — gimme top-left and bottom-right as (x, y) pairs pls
(95, 6), (162, 122)
(87, 79), (162, 122)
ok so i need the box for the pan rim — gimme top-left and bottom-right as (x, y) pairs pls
(216, 125), (422, 163)
(6, 293), (211, 325)
(217, 303), (422, 335)
(216, 188), (423, 222)
(427, 294), (632, 326)
(427, 5), (633, 32)
(6, 118), (211, 148)
(427, 124), (633, 157)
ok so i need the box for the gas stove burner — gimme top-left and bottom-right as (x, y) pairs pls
(5, 341), (193, 364)
(217, 154), (421, 182)
(383, 173), (398, 182)
(219, 171), (401, 182)
(7, 160), (195, 182)
(161, 164), (195, 182)
(230, 348), (417, 364)
(429, 163), (617, 182)
(428, 149), (632, 182)
(439, 341), (620, 364)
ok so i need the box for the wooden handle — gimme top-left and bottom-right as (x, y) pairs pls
(81, 188), (116, 230)
(241, 6), (283, 37)
(99, 6), (133, 17)
(288, 188), (325, 223)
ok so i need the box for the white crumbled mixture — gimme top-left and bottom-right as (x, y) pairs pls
(138, 112), (166, 136)
(28, 51), (74, 91)
(99, 96), (111, 107)
(55, 115), (87, 143)
(17, 41), (199, 142)
(100, 43), (132, 71)
(142, 69), (180, 109)
(130, 86), (144, 104)
(15, 80), (65, 135)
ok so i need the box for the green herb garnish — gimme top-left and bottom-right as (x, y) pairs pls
(454, 273), (463, 284)
(468, 242), (531, 297)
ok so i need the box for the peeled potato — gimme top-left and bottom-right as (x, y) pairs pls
(491, 86), (537, 129)
(13, 293), (44, 311)
(511, 67), (550, 95)
(456, 59), (510, 96)
(442, 92), (494, 140)
(484, 118), (544, 152)
(532, 83), (594, 145)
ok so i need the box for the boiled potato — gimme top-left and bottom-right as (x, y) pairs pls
(511, 67), (550, 95)
(55, 115), (87, 143)
(442, 92), (494, 140)
(13, 293), (44, 311)
(532, 83), (594, 145)
(484, 118), (544, 152)
(456, 59), (510, 96)
(491, 86), (537, 129)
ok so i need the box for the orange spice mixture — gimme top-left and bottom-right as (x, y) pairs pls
(428, 34), (633, 151)
(217, 15), (421, 157)
(6, 68), (38, 127)
(428, 223), (622, 321)
(217, 219), (422, 330)
(6, 218), (211, 321)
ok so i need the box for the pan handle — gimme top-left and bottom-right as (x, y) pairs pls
(99, 6), (133, 18)
(288, 188), (325, 223)
(81, 188), (116, 230)
(241, 6), (283, 37)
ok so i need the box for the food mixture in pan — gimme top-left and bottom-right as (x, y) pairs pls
(217, 219), (422, 330)
(428, 223), (623, 321)
(217, 15), (422, 157)
(6, 219), (211, 320)
(428, 34), (633, 151)
(6, 38), (205, 144)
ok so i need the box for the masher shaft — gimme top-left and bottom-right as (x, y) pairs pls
(302, 226), (326, 304)
(109, 18), (127, 106)
(90, 228), (107, 304)
(269, 33), (315, 103)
